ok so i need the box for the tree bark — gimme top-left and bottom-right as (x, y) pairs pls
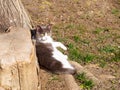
(0, 0), (40, 90)
(0, 27), (40, 90)
(0, 0), (32, 32)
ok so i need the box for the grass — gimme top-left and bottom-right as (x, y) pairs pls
(80, 39), (90, 45)
(68, 43), (95, 63)
(112, 50), (120, 62)
(69, 47), (82, 62)
(53, 22), (119, 66)
(27, 0), (120, 89)
(75, 73), (94, 90)
(49, 75), (59, 81)
(39, 1), (52, 9)
(56, 37), (67, 43)
(68, 43), (83, 63)
(93, 27), (109, 34)
(83, 54), (95, 63)
(111, 9), (120, 16)
(97, 45), (120, 63)
(52, 17), (119, 66)
(93, 28), (103, 34)
(99, 60), (107, 68)
(99, 45), (116, 53)
(64, 23), (86, 33)
(65, 23), (75, 29)
(73, 36), (80, 42)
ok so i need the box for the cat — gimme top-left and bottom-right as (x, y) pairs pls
(31, 25), (76, 74)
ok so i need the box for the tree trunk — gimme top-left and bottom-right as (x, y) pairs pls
(0, 27), (40, 90)
(0, 0), (32, 32)
(0, 0), (40, 90)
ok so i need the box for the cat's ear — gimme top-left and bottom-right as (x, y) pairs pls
(47, 24), (52, 30)
(36, 25), (43, 33)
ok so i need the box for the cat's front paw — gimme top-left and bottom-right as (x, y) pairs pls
(63, 46), (67, 51)
(64, 55), (68, 59)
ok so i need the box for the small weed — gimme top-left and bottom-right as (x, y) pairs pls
(68, 43), (83, 62)
(68, 43), (95, 63)
(93, 27), (109, 34)
(97, 34), (111, 42)
(69, 48), (82, 61)
(99, 45), (116, 53)
(57, 38), (67, 42)
(112, 50), (120, 62)
(39, 1), (52, 9)
(93, 28), (103, 34)
(65, 23), (75, 29)
(83, 80), (94, 90)
(53, 25), (60, 30)
(76, 72), (86, 81)
(73, 36), (80, 42)
(42, 1), (52, 6)
(99, 60), (107, 68)
(75, 73), (94, 90)
(111, 9), (120, 15)
(49, 75), (59, 81)
(83, 54), (95, 63)
(76, 24), (86, 33)
(67, 43), (74, 49)
(81, 39), (90, 45)
(64, 23), (86, 33)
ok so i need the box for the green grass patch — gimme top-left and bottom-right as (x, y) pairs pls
(68, 43), (95, 63)
(112, 50), (120, 62)
(57, 37), (67, 43)
(64, 23), (86, 33)
(68, 43), (83, 63)
(83, 54), (95, 63)
(99, 45), (116, 53)
(111, 9), (120, 16)
(93, 28), (103, 34)
(75, 73), (94, 90)
(69, 47), (82, 61)
(65, 23), (75, 29)
(49, 75), (59, 81)
(67, 43), (74, 49)
(76, 24), (86, 33)
(73, 36), (80, 42)
(53, 25), (60, 30)
(80, 39), (90, 45)
(93, 27), (109, 34)
(99, 60), (107, 68)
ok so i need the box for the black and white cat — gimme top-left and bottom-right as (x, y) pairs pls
(31, 25), (75, 74)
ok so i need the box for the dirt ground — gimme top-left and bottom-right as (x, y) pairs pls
(22, 0), (120, 90)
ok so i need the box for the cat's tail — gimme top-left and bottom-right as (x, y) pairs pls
(55, 68), (76, 75)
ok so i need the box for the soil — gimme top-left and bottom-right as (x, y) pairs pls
(40, 69), (69, 90)
(22, 0), (120, 90)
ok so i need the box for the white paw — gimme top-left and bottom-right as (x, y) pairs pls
(62, 46), (67, 51)
(64, 55), (68, 59)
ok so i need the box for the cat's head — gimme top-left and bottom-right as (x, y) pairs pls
(36, 24), (52, 41)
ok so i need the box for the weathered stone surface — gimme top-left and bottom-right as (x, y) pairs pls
(64, 74), (80, 90)
(0, 27), (40, 90)
(70, 61), (100, 85)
